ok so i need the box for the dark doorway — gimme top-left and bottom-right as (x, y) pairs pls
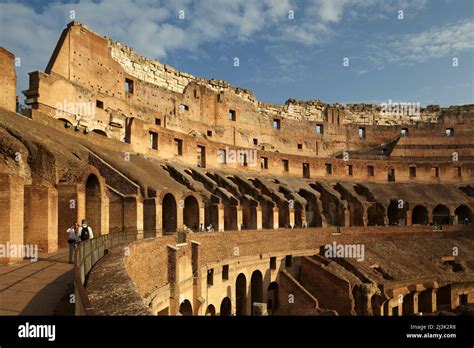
(162, 193), (177, 232)
(250, 270), (263, 315)
(236, 273), (247, 316)
(220, 297), (231, 316)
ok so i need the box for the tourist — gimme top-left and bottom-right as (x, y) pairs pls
(199, 223), (205, 232)
(15, 96), (20, 113)
(66, 222), (79, 263)
(78, 219), (94, 242)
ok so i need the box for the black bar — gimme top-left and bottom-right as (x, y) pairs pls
(0, 315), (473, 346)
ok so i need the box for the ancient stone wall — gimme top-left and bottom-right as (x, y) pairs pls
(0, 47), (16, 113)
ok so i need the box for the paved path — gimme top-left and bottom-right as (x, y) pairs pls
(0, 249), (74, 315)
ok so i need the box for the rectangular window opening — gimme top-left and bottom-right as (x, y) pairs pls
(149, 131), (158, 150)
(174, 138), (183, 156)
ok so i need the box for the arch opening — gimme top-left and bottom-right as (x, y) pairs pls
(388, 200), (407, 226)
(183, 196), (199, 231)
(179, 300), (193, 316)
(412, 205), (428, 225)
(367, 203), (385, 226)
(205, 304), (216, 316)
(220, 297), (231, 316)
(235, 273), (247, 316)
(86, 174), (102, 236)
(433, 204), (450, 225)
(455, 205), (471, 224)
(250, 270), (263, 315)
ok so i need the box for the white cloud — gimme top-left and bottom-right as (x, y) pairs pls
(368, 19), (474, 68)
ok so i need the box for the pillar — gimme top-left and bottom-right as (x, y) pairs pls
(289, 208), (295, 228)
(406, 209), (412, 226)
(363, 208), (368, 227)
(384, 298), (402, 316)
(217, 204), (224, 232)
(177, 201), (184, 231)
(191, 241), (202, 315)
(256, 206), (263, 230)
(428, 207), (434, 225)
(156, 201), (163, 233)
(101, 189), (109, 236)
(344, 208), (350, 227)
(123, 196), (144, 237)
(199, 206), (205, 227)
(237, 206), (243, 231)
(24, 184), (58, 253)
(273, 208), (279, 229)
(167, 244), (179, 315)
(0, 174), (24, 263)
(58, 184), (83, 247)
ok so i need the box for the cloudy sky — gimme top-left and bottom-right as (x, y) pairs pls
(0, 0), (473, 106)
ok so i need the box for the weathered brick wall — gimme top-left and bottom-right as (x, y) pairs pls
(276, 270), (321, 315)
(124, 236), (175, 296)
(300, 256), (354, 315)
(124, 226), (465, 297)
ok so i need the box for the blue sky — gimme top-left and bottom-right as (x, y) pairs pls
(0, 0), (473, 106)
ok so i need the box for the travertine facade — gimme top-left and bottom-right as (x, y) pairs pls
(0, 22), (473, 316)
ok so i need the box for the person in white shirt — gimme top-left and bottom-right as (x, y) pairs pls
(78, 219), (94, 242)
(66, 222), (79, 263)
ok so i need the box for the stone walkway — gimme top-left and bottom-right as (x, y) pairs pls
(0, 249), (74, 315)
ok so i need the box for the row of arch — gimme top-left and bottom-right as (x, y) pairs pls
(384, 203), (471, 226)
(178, 271), (279, 316)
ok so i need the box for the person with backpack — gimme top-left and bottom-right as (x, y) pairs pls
(66, 222), (79, 263)
(78, 219), (94, 242)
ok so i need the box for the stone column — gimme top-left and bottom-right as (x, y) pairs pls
(237, 206), (243, 231)
(156, 201), (163, 234)
(289, 208), (295, 228)
(167, 244), (179, 315)
(273, 208), (279, 229)
(256, 206), (263, 230)
(191, 241), (201, 315)
(199, 206), (205, 227)
(177, 200), (184, 231)
(217, 204), (224, 232)
(406, 209), (413, 226)
(428, 207), (434, 225)
(100, 189), (109, 236)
